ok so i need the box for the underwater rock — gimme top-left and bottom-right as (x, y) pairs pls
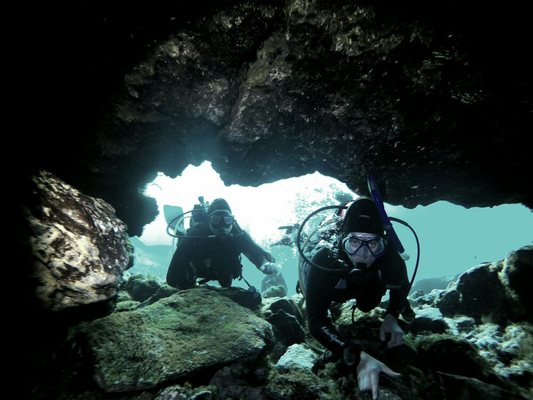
(78, 287), (273, 392)
(24, 170), (132, 312)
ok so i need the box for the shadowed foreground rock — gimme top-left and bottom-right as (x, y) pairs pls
(24, 170), (133, 312)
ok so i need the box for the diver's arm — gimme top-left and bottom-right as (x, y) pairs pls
(387, 288), (409, 318)
(238, 230), (274, 268)
(377, 251), (409, 347)
(382, 250), (410, 317)
(306, 249), (362, 360)
(386, 284), (410, 320)
(307, 287), (361, 360)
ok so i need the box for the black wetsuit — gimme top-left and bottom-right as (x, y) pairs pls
(166, 223), (271, 289)
(306, 244), (409, 358)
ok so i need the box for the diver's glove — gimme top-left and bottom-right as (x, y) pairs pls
(260, 262), (281, 275)
(379, 313), (405, 348)
(356, 351), (401, 400)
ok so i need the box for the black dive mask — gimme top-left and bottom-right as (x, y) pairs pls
(208, 210), (234, 234)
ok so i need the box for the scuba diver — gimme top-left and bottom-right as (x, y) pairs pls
(166, 198), (286, 296)
(298, 188), (418, 400)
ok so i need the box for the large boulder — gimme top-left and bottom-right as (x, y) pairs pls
(77, 287), (274, 392)
(500, 245), (533, 321)
(23, 170), (133, 312)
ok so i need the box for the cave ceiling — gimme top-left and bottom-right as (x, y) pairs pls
(20, 0), (533, 235)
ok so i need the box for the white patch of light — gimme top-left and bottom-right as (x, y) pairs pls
(139, 161), (355, 247)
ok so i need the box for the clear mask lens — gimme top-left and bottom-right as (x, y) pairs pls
(342, 233), (385, 257)
(209, 211), (234, 227)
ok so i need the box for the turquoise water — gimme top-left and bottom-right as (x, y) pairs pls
(392, 201), (532, 281)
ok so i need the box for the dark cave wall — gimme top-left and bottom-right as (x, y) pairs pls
(19, 0), (533, 236)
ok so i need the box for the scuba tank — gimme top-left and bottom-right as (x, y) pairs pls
(190, 196), (209, 228)
(166, 196), (210, 239)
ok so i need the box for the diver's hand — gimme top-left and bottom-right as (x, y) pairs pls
(260, 262), (281, 275)
(380, 313), (405, 348)
(357, 351), (401, 400)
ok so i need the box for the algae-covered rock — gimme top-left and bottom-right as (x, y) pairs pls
(79, 287), (273, 392)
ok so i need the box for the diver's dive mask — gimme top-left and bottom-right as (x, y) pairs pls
(208, 210), (234, 235)
(342, 232), (385, 268)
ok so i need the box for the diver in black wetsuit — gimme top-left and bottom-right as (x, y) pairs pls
(166, 198), (280, 289)
(303, 197), (413, 399)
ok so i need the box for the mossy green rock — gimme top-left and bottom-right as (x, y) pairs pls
(81, 287), (273, 392)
